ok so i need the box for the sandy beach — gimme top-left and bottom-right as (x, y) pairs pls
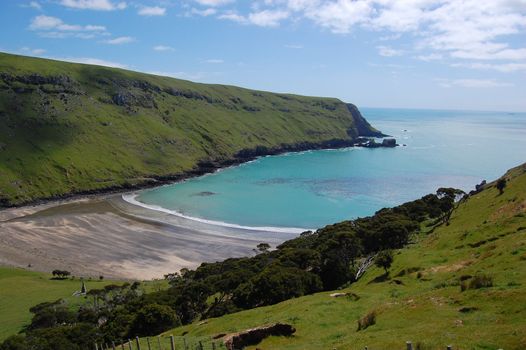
(0, 195), (300, 280)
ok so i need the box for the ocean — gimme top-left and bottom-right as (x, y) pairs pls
(133, 108), (526, 230)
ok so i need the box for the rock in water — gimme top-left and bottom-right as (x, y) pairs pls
(381, 138), (397, 147)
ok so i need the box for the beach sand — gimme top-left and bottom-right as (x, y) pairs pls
(0, 195), (300, 280)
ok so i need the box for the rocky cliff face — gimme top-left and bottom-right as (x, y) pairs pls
(346, 103), (386, 138)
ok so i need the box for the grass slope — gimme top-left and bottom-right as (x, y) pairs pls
(0, 268), (117, 342)
(0, 267), (168, 342)
(0, 52), (380, 206)
(155, 164), (526, 350)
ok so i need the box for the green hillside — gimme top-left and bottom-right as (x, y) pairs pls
(0, 52), (381, 206)
(153, 164), (526, 350)
(0, 268), (123, 342)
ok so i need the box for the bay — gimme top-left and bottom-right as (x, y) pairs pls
(135, 108), (526, 229)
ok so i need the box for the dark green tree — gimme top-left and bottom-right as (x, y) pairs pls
(436, 187), (465, 224)
(129, 304), (180, 337)
(233, 265), (322, 308)
(496, 178), (506, 194)
(256, 242), (271, 253)
(375, 250), (394, 274)
(0, 335), (29, 350)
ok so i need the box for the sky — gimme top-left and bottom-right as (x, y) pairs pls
(0, 0), (525, 112)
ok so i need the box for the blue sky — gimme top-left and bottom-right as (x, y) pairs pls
(1, 0), (525, 111)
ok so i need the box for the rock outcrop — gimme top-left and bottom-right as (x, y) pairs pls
(346, 103), (386, 137)
(222, 323), (296, 350)
(355, 137), (398, 148)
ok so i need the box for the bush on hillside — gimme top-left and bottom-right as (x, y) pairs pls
(460, 274), (493, 291)
(357, 310), (376, 331)
(375, 250), (394, 274)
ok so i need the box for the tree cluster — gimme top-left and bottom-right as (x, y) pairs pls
(51, 270), (71, 279)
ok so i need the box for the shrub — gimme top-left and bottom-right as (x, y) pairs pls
(460, 275), (493, 291)
(459, 274), (472, 281)
(357, 310), (376, 331)
(375, 250), (394, 274)
(51, 270), (70, 279)
(496, 178), (506, 194)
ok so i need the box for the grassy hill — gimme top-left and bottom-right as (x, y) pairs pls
(0, 52), (381, 206)
(149, 163), (526, 350)
(0, 267), (170, 342)
(0, 268), (120, 342)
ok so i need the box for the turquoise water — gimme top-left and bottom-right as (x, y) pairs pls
(136, 108), (526, 229)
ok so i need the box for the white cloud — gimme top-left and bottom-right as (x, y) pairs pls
(377, 45), (403, 57)
(415, 53), (443, 62)
(104, 36), (134, 44)
(450, 48), (526, 61)
(138, 6), (166, 16)
(379, 33), (402, 41)
(219, 9), (289, 27)
(153, 45), (175, 52)
(21, 47), (46, 55)
(451, 62), (526, 73)
(437, 78), (513, 88)
(214, 0), (526, 73)
(29, 15), (106, 34)
(194, 0), (233, 6)
(60, 0), (126, 11)
(299, 0), (374, 34)
(48, 56), (128, 68)
(28, 1), (42, 10)
(204, 59), (224, 63)
(285, 44), (303, 49)
(218, 12), (246, 23)
(38, 32), (100, 39)
(190, 8), (217, 16)
(30, 15), (62, 30)
(248, 10), (289, 27)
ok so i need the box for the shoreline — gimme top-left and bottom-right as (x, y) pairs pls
(0, 193), (300, 281)
(0, 137), (394, 210)
(0, 140), (396, 281)
(122, 194), (311, 235)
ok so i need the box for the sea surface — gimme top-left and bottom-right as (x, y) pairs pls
(133, 108), (526, 230)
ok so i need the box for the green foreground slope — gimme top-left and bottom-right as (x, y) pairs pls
(0, 52), (380, 206)
(157, 164), (526, 350)
(0, 268), (121, 342)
